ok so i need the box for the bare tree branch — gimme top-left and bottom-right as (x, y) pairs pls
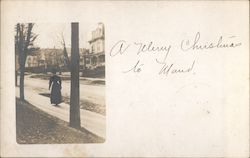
(60, 32), (71, 70)
(30, 34), (38, 44)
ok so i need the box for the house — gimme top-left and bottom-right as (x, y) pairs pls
(84, 22), (105, 70)
(25, 48), (67, 73)
(25, 55), (39, 68)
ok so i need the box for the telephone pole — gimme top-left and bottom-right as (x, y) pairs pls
(69, 22), (81, 128)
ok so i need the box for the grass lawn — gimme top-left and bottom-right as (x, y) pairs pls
(16, 98), (105, 144)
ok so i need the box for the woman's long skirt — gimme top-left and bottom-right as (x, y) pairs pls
(50, 83), (62, 104)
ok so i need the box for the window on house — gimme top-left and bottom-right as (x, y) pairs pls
(91, 45), (94, 53)
(99, 55), (105, 63)
(97, 42), (100, 52)
(86, 58), (90, 64)
(92, 56), (97, 65)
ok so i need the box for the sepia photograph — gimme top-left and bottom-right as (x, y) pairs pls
(1, 0), (249, 157)
(15, 22), (106, 144)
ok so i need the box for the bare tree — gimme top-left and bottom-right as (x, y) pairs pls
(69, 23), (81, 129)
(15, 23), (39, 100)
(15, 28), (19, 86)
(61, 33), (71, 70)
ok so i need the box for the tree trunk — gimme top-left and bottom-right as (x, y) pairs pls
(19, 64), (25, 100)
(15, 71), (18, 86)
(69, 23), (81, 129)
(18, 24), (25, 100)
(19, 49), (27, 101)
(63, 47), (71, 70)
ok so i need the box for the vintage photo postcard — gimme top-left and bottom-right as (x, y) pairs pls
(15, 22), (106, 144)
(1, 0), (249, 157)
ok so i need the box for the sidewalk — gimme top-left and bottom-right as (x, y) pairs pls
(16, 87), (106, 139)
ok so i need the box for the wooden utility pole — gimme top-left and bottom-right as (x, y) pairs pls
(69, 23), (81, 128)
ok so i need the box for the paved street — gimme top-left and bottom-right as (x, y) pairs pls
(16, 75), (106, 138)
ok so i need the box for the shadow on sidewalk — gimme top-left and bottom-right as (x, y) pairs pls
(38, 92), (106, 115)
(39, 93), (50, 97)
(16, 97), (105, 144)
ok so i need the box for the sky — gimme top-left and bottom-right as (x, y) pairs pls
(32, 22), (98, 49)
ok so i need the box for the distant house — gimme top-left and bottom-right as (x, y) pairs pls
(26, 55), (39, 68)
(84, 22), (105, 70)
(25, 48), (91, 73)
(25, 48), (67, 73)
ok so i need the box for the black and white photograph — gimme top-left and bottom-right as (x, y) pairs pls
(1, 0), (249, 157)
(15, 22), (106, 143)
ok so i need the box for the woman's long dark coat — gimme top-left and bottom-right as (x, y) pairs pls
(49, 75), (62, 104)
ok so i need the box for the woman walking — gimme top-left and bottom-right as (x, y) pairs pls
(49, 69), (62, 106)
